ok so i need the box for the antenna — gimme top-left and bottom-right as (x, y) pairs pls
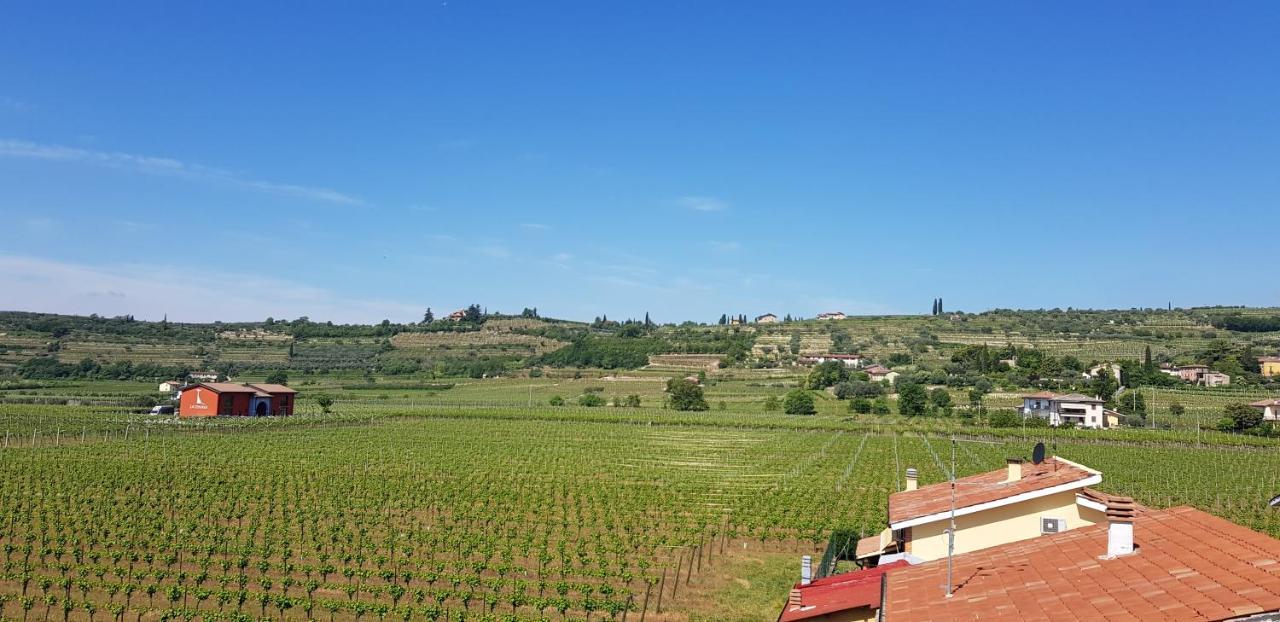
(1270, 493), (1280, 509)
(1031, 442), (1046, 465)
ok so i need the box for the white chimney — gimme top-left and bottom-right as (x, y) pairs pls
(905, 467), (919, 491)
(1006, 458), (1023, 482)
(1102, 496), (1137, 558)
(800, 555), (812, 585)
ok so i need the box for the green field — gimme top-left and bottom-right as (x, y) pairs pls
(2, 385), (1280, 622)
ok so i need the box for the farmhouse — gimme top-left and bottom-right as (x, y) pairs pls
(188, 370), (219, 382)
(1249, 398), (1280, 421)
(816, 312), (847, 321)
(863, 365), (898, 384)
(1260, 356), (1280, 377)
(755, 313), (779, 323)
(799, 353), (865, 368)
(446, 309), (468, 321)
(1160, 364), (1231, 386)
(1020, 391), (1115, 428)
(158, 380), (185, 393)
(178, 382), (296, 417)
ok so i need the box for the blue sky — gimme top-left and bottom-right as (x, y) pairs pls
(1, 2), (1278, 323)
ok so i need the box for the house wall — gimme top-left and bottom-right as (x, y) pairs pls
(906, 490), (1105, 561)
(1262, 361), (1280, 377)
(219, 392), (252, 416)
(179, 388), (218, 417)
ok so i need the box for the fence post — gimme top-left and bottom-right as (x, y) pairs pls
(656, 567), (666, 613)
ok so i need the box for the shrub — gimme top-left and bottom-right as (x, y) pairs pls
(763, 395), (780, 411)
(578, 393), (606, 407)
(988, 410), (1021, 428)
(897, 383), (928, 417)
(783, 389), (816, 415)
(849, 398), (872, 414)
(548, 395), (564, 406)
(666, 378), (709, 411)
(871, 397), (892, 414)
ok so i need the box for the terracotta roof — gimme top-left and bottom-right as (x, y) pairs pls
(779, 561), (907, 622)
(882, 506), (1280, 621)
(1259, 356), (1280, 363)
(185, 382), (257, 394)
(1021, 390), (1057, 399)
(1250, 399), (1280, 407)
(864, 365), (891, 374)
(246, 383), (297, 394)
(888, 457), (1099, 526)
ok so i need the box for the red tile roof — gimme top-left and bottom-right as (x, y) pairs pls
(1020, 390), (1057, 399)
(888, 457), (1098, 526)
(882, 506), (1280, 621)
(186, 382), (258, 394)
(247, 383), (297, 394)
(779, 561), (907, 622)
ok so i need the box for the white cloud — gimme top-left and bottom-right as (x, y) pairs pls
(0, 139), (366, 206)
(0, 254), (421, 323)
(674, 195), (729, 212)
(476, 245), (511, 259)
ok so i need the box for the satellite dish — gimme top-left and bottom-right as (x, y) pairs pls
(1032, 442), (1046, 465)
(1269, 493), (1280, 509)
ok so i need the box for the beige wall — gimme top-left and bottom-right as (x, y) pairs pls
(797, 607), (876, 622)
(906, 490), (1105, 561)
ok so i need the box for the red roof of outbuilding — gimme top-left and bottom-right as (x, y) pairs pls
(185, 382), (257, 394)
(247, 383), (297, 394)
(882, 506), (1280, 621)
(779, 561), (907, 622)
(888, 457), (1098, 526)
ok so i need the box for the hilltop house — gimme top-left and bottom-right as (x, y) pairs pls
(799, 353), (865, 368)
(1085, 362), (1122, 382)
(446, 309), (468, 321)
(188, 370), (219, 382)
(863, 365), (898, 384)
(816, 312), (847, 321)
(755, 313), (779, 324)
(178, 382), (297, 417)
(1021, 391), (1119, 429)
(1260, 356), (1280, 377)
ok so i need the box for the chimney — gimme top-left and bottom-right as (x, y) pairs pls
(1006, 457), (1023, 482)
(787, 588), (802, 610)
(1103, 496), (1137, 558)
(800, 555), (812, 585)
(905, 467), (918, 491)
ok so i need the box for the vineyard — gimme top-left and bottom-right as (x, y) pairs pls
(2, 395), (1280, 622)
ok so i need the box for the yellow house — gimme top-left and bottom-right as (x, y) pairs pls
(1260, 356), (1280, 377)
(871, 456), (1106, 562)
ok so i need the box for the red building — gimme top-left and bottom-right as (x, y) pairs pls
(179, 383), (297, 418)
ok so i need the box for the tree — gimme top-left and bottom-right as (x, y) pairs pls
(644, 312), (652, 328)
(929, 388), (953, 414)
(463, 304), (483, 323)
(718, 314), (728, 325)
(264, 370), (288, 385)
(805, 361), (850, 389)
(1091, 370), (1119, 401)
(762, 395), (780, 411)
(1115, 390), (1146, 415)
(666, 378), (709, 411)
(783, 389), (816, 415)
(578, 393), (605, 407)
(938, 297), (943, 314)
(849, 398), (872, 414)
(315, 395), (334, 414)
(1168, 402), (1185, 416)
(1221, 402), (1263, 432)
(422, 308), (434, 324)
(897, 382), (928, 416)
(871, 397), (892, 414)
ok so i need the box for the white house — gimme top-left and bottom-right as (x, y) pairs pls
(816, 311), (847, 321)
(1021, 391), (1113, 429)
(158, 380), (185, 393)
(1250, 399), (1280, 421)
(755, 313), (779, 324)
(188, 371), (219, 382)
(800, 353), (864, 368)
